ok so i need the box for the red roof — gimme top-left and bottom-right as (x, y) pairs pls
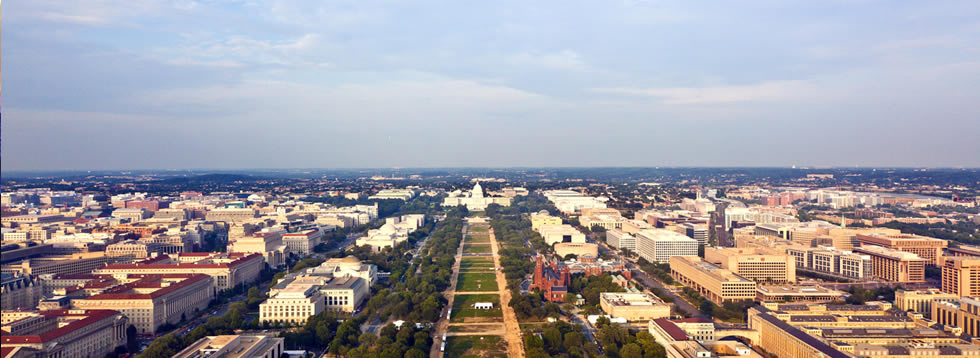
(84, 274), (210, 300)
(0, 310), (120, 344)
(652, 318), (689, 341)
(1, 347), (14, 358)
(101, 253), (262, 270)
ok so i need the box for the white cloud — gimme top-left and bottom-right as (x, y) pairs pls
(592, 80), (812, 105)
(507, 50), (587, 71)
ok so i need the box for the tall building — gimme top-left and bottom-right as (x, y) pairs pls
(853, 246), (926, 283)
(683, 223), (710, 246)
(704, 247), (796, 284)
(0, 310), (129, 358)
(670, 256), (756, 304)
(942, 257), (980, 298)
(175, 335), (284, 358)
(855, 233), (947, 266)
(635, 229), (698, 264)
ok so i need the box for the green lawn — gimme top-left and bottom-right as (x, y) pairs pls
(465, 234), (491, 243)
(457, 272), (498, 291)
(463, 244), (491, 254)
(460, 258), (495, 272)
(451, 294), (503, 322)
(468, 226), (490, 233)
(445, 335), (507, 358)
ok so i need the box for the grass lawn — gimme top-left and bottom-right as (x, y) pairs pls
(465, 234), (491, 243)
(445, 335), (507, 358)
(463, 244), (492, 254)
(457, 272), (498, 291)
(467, 211), (487, 217)
(451, 294), (503, 322)
(468, 226), (490, 233)
(460, 258), (495, 273)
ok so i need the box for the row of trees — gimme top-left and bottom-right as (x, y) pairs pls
(524, 320), (598, 358)
(593, 317), (667, 358)
(680, 287), (752, 323)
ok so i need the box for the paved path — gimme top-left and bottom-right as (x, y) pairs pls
(489, 227), (526, 358)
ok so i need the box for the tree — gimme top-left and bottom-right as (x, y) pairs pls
(405, 348), (427, 358)
(621, 343), (644, 358)
(543, 327), (563, 355)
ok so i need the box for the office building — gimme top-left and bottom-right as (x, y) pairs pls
(1, 273), (42, 310)
(282, 229), (323, 255)
(894, 289), (959, 317)
(599, 292), (670, 322)
(683, 223), (709, 246)
(554, 242), (599, 259)
(542, 190), (608, 214)
(933, 297), (980, 338)
(0, 310), (129, 358)
(606, 229), (636, 251)
(635, 229), (698, 264)
(853, 246), (926, 283)
(205, 208), (259, 223)
(941, 257), (980, 298)
(95, 252), (264, 292)
(2, 252), (112, 276)
(530, 211), (562, 231)
(855, 233), (947, 266)
(368, 188), (416, 201)
(229, 231), (287, 268)
(755, 285), (844, 302)
(259, 281), (324, 325)
(536, 224), (586, 246)
(704, 247), (796, 284)
(670, 256), (756, 304)
(175, 335), (285, 358)
(71, 274), (214, 334)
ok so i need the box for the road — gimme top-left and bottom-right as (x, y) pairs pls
(489, 226), (526, 358)
(593, 237), (709, 320)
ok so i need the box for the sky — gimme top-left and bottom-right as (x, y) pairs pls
(2, 0), (979, 171)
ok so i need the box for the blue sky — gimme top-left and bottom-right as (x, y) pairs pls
(2, 0), (979, 170)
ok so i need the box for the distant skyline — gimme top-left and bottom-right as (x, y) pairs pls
(3, 1), (979, 170)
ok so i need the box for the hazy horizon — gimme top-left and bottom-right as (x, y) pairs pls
(3, 1), (979, 170)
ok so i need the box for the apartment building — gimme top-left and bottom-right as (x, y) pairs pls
(670, 256), (756, 304)
(71, 274), (214, 334)
(941, 257), (980, 298)
(704, 247), (796, 283)
(853, 246), (926, 283)
(635, 229), (698, 264)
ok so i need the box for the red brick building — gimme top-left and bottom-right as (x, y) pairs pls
(531, 255), (570, 302)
